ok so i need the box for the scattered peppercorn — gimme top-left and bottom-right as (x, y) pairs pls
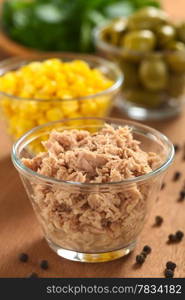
(168, 231), (184, 243)
(180, 190), (185, 198)
(173, 171), (181, 181)
(176, 230), (184, 241)
(40, 260), (49, 270)
(135, 245), (152, 266)
(161, 182), (166, 190)
(166, 261), (176, 271)
(174, 144), (180, 153)
(143, 245), (151, 254)
(27, 272), (39, 278)
(155, 216), (163, 226)
(19, 253), (29, 263)
(178, 190), (185, 202)
(164, 269), (174, 278)
(141, 251), (147, 258)
(168, 234), (177, 243)
(182, 144), (185, 161)
(136, 254), (145, 265)
(177, 189), (185, 202)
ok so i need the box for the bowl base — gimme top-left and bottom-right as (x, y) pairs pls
(117, 99), (182, 121)
(46, 238), (136, 263)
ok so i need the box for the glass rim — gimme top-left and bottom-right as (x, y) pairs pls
(12, 117), (175, 187)
(94, 23), (185, 56)
(0, 53), (123, 102)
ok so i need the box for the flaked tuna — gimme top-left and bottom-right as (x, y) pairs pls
(22, 125), (160, 252)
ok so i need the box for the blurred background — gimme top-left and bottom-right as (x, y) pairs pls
(1, 0), (185, 145)
(1, 0), (185, 123)
(0, 0), (183, 57)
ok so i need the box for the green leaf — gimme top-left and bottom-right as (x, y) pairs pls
(2, 0), (161, 53)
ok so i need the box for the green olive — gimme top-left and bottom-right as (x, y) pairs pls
(122, 30), (156, 52)
(125, 88), (164, 108)
(127, 7), (168, 31)
(119, 61), (139, 88)
(101, 18), (127, 46)
(165, 41), (185, 51)
(168, 73), (185, 97)
(156, 24), (176, 46)
(101, 26), (120, 46)
(176, 22), (185, 43)
(166, 50), (185, 73)
(139, 56), (168, 91)
(112, 18), (128, 33)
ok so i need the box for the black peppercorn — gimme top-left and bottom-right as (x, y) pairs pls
(141, 251), (147, 258)
(174, 144), (180, 153)
(27, 272), (38, 278)
(136, 254), (145, 264)
(166, 261), (176, 271)
(161, 182), (166, 190)
(168, 234), (177, 243)
(164, 269), (174, 278)
(155, 216), (163, 226)
(182, 144), (185, 161)
(168, 231), (184, 243)
(19, 253), (29, 263)
(173, 171), (181, 181)
(178, 189), (185, 202)
(179, 190), (185, 201)
(175, 230), (184, 241)
(180, 190), (185, 198)
(143, 245), (151, 254)
(40, 260), (49, 270)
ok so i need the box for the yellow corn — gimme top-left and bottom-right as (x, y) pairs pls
(0, 58), (114, 144)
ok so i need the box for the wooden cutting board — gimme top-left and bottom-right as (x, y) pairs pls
(0, 0), (185, 278)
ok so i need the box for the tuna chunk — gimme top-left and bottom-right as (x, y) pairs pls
(22, 124), (160, 252)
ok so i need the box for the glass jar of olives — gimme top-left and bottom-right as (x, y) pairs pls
(95, 7), (185, 121)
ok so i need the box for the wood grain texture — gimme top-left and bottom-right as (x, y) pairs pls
(0, 0), (185, 278)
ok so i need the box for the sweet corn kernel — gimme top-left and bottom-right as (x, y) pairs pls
(0, 58), (114, 143)
(46, 108), (64, 121)
(80, 101), (97, 115)
(61, 100), (79, 115)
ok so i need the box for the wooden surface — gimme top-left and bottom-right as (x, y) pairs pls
(0, 0), (185, 278)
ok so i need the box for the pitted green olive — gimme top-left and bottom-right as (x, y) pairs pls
(165, 41), (185, 51)
(168, 73), (185, 97)
(98, 7), (185, 110)
(127, 7), (168, 31)
(112, 18), (128, 33)
(156, 25), (176, 46)
(122, 30), (156, 52)
(166, 50), (185, 72)
(101, 26), (120, 46)
(139, 56), (168, 91)
(101, 18), (127, 46)
(177, 22), (185, 43)
(125, 89), (164, 108)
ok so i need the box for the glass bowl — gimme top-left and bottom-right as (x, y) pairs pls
(94, 24), (185, 121)
(12, 117), (174, 263)
(0, 54), (123, 142)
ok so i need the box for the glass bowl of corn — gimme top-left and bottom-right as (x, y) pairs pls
(0, 54), (123, 144)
